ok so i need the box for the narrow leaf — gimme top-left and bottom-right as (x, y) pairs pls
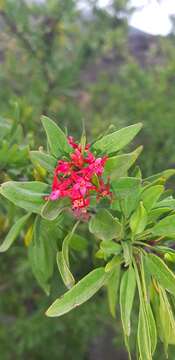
(105, 254), (122, 272)
(146, 303), (157, 355)
(62, 222), (80, 266)
(93, 123), (142, 154)
(57, 222), (79, 288)
(104, 146), (143, 179)
(144, 169), (175, 184)
(107, 265), (121, 318)
(120, 266), (136, 336)
(145, 254), (175, 296)
(134, 259), (152, 360)
(30, 150), (56, 172)
(137, 304), (152, 360)
(100, 241), (121, 257)
(151, 214), (175, 237)
(122, 242), (132, 267)
(41, 198), (69, 220)
(46, 267), (108, 317)
(89, 209), (122, 241)
(161, 288), (175, 344)
(41, 116), (71, 157)
(56, 251), (75, 289)
(0, 213), (31, 252)
(0, 181), (49, 214)
(141, 185), (164, 212)
(28, 216), (58, 295)
(148, 207), (172, 223)
(130, 201), (147, 236)
(111, 177), (141, 217)
(69, 234), (88, 252)
(24, 224), (34, 247)
(155, 198), (175, 210)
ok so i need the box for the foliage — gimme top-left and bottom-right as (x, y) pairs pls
(88, 52), (175, 176)
(1, 117), (175, 359)
(1, 1), (175, 359)
(0, 248), (110, 360)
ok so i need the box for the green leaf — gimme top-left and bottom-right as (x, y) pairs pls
(164, 252), (175, 263)
(0, 181), (49, 214)
(93, 123), (142, 154)
(152, 286), (175, 356)
(0, 213), (31, 252)
(104, 146), (143, 179)
(0, 142), (29, 169)
(151, 286), (165, 350)
(69, 234), (88, 252)
(145, 254), (175, 296)
(130, 201), (148, 236)
(107, 265), (121, 318)
(41, 198), (69, 220)
(151, 214), (175, 237)
(111, 177), (141, 217)
(112, 177), (140, 197)
(154, 246), (175, 256)
(144, 169), (175, 184)
(62, 222), (80, 265)
(0, 117), (11, 140)
(46, 267), (108, 317)
(28, 216), (58, 295)
(30, 150), (57, 172)
(57, 222), (79, 288)
(146, 303), (157, 355)
(89, 209), (122, 241)
(105, 254), (122, 272)
(41, 116), (71, 157)
(120, 266), (136, 336)
(100, 241), (121, 258)
(148, 207), (172, 223)
(95, 249), (105, 259)
(131, 165), (142, 179)
(134, 259), (152, 360)
(160, 288), (175, 345)
(122, 242), (132, 267)
(155, 198), (175, 210)
(141, 185), (164, 212)
(56, 251), (75, 289)
(137, 303), (152, 360)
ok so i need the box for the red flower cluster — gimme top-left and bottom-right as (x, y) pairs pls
(45, 136), (112, 216)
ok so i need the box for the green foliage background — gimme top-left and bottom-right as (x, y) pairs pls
(0, 0), (175, 359)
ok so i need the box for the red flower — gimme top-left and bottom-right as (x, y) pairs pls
(73, 176), (95, 197)
(72, 197), (90, 210)
(97, 179), (112, 200)
(55, 160), (71, 175)
(85, 151), (95, 164)
(68, 136), (79, 149)
(45, 136), (112, 216)
(70, 149), (84, 168)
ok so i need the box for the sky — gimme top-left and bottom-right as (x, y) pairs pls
(129, 0), (175, 35)
(36, 0), (175, 36)
(97, 0), (175, 36)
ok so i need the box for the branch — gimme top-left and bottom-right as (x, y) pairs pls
(0, 10), (36, 56)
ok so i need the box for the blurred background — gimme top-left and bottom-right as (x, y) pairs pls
(1, 0), (175, 359)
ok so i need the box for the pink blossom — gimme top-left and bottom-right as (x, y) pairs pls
(55, 160), (71, 175)
(70, 149), (84, 168)
(45, 136), (112, 216)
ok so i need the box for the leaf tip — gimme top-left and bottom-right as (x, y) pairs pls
(137, 122), (143, 129)
(45, 308), (52, 317)
(45, 302), (57, 317)
(137, 144), (143, 153)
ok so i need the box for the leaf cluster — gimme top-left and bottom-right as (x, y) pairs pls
(1, 117), (175, 359)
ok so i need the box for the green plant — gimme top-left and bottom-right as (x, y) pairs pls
(1, 116), (175, 359)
